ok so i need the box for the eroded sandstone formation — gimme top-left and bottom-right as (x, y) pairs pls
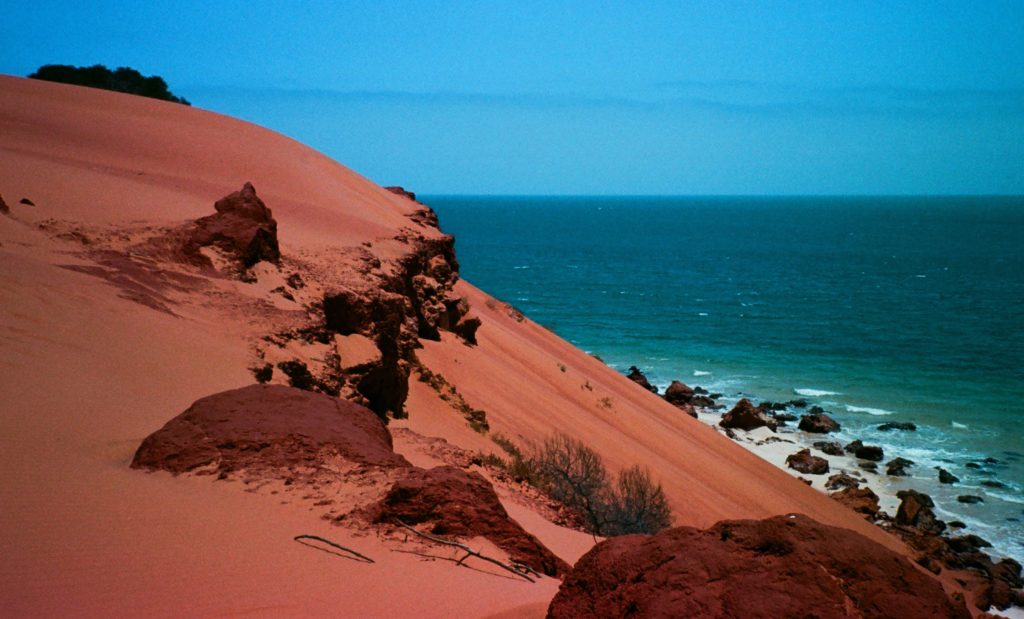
(547, 514), (970, 619)
(183, 182), (280, 268)
(321, 229), (480, 418)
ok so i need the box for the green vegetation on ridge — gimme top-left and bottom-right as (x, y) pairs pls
(29, 64), (190, 105)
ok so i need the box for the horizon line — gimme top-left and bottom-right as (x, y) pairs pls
(415, 192), (1024, 199)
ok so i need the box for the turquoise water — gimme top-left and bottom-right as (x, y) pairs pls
(426, 195), (1024, 558)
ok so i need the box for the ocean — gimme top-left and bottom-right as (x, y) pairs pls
(425, 195), (1024, 560)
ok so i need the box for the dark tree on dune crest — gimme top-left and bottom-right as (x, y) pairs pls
(28, 64), (190, 105)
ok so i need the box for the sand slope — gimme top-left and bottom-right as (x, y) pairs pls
(1, 74), (910, 616)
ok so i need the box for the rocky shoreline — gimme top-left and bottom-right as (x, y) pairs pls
(626, 366), (1024, 615)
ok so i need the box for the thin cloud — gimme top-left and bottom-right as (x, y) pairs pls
(186, 82), (1024, 118)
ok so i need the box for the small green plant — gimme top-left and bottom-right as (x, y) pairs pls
(29, 64), (190, 105)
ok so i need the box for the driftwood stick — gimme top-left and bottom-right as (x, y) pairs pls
(393, 519), (536, 583)
(294, 534), (375, 563)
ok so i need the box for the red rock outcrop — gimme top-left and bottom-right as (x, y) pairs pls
(547, 514), (970, 619)
(370, 465), (569, 577)
(321, 230), (480, 418)
(131, 384), (410, 475)
(719, 398), (777, 432)
(183, 182), (280, 268)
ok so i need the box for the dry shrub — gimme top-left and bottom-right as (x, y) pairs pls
(532, 433), (671, 536)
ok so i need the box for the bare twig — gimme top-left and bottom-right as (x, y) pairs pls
(294, 534), (375, 563)
(393, 519), (536, 583)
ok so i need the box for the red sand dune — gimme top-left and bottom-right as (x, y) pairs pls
(0, 74), (974, 616)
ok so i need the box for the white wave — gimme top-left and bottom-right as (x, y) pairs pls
(693, 370), (712, 377)
(698, 312), (709, 317)
(951, 421), (969, 429)
(513, 265), (530, 270)
(794, 388), (840, 397)
(845, 405), (896, 416)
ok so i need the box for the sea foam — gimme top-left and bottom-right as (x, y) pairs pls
(845, 405), (896, 416)
(794, 388), (840, 397)
(693, 370), (712, 377)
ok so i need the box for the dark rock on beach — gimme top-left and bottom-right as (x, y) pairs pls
(878, 422), (917, 432)
(831, 486), (881, 517)
(937, 468), (960, 484)
(798, 412), (841, 434)
(895, 489), (946, 536)
(981, 480), (1006, 489)
(772, 412), (798, 423)
(786, 449), (830, 475)
(663, 380), (693, 404)
(662, 381), (698, 416)
(958, 495), (985, 504)
(845, 439), (863, 453)
(813, 441), (845, 456)
(626, 366), (657, 393)
(886, 457), (914, 477)
(547, 513), (969, 619)
(826, 472), (861, 491)
(860, 461), (879, 472)
(855, 444), (885, 462)
(690, 395), (719, 408)
(719, 398), (777, 432)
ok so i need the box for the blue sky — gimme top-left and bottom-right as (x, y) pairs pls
(3, 1), (1023, 195)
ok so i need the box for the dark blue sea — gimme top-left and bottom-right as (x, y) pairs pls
(426, 195), (1024, 559)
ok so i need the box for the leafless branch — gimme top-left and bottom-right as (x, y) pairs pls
(293, 534), (375, 563)
(393, 519), (536, 583)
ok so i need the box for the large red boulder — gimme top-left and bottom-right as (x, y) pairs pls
(548, 514), (969, 619)
(371, 465), (569, 577)
(131, 384), (409, 474)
